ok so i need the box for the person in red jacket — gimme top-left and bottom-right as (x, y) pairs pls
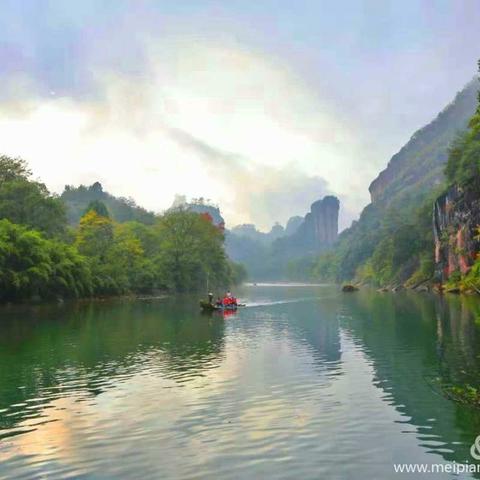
(222, 292), (237, 307)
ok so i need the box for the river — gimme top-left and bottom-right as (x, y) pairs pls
(1, 284), (480, 479)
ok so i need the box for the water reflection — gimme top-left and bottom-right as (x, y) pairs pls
(0, 298), (226, 438)
(436, 295), (480, 387)
(340, 290), (480, 469)
(3, 287), (480, 478)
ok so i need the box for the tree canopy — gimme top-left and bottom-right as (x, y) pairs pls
(0, 156), (244, 302)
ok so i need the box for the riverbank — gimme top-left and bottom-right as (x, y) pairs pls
(0, 294), (169, 312)
(346, 279), (480, 296)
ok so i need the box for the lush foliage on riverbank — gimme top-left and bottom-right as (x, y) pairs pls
(445, 64), (480, 190)
(441, 66), (480, 293)
(308, 70), (480, 288)
(0, 157), (245, 302)
(306, 194), (436, 287)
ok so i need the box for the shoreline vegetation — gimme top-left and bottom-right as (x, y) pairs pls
(0, 156), (246, 305)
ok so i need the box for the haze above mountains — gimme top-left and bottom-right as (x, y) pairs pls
(1, 1), (479, 231)
(59, 75), (480, 280)
(60, 76), (480, 241)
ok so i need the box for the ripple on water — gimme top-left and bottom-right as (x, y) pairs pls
(1, 287), (479, 479)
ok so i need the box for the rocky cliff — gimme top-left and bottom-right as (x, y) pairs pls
(433, 185), (480, 282)
(170, 196), (225, 229)
(369, 78), (478, 206)
(285, 216), (303, 236)
(274, 195), (340, 257)
(294, 196), (339, 248)
(186, 202), (225, 229)
(312, 76), (480, 285)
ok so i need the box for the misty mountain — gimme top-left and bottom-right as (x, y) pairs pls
(313, 76), (479, 283)
(225, 223), (287, 278)
(61, 182), (156, 225)
(226, 197), (340, 280)
(284, 216), (303, 235)
(369, 77), (478, 208)
(230, 223), (285, 244)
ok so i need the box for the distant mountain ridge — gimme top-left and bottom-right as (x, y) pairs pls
(369, 77), (479, 207)
(273, 196), (339, 256)
(61, 182), (156, 224)
(230, 223), (285, 244)
(226, 196), (340, 279)
(311, 75), (480, 284)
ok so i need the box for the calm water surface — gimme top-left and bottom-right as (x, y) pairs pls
(2, 285), (480, 479)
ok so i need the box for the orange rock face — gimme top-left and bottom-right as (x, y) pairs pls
(433, 186), (480, 282)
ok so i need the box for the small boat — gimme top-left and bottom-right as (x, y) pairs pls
(200, 300), (238, 312)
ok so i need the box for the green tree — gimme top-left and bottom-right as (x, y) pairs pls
(0, 156), (67, 237)
(108, 223), (157, 293)
(445, 64), (480, 188)
(76, 210), (114, 259)
(0, 219), (91, 301)
(0, 155), (31, 182)
(155, 209), (229, 292)
(228, 261), (248, 285)
(84, 200), (110, 218)
(0, 156), (240, 301)
(75, 210), (121, 294)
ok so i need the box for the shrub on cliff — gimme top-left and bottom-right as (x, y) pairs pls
(445, 63), (480, 189)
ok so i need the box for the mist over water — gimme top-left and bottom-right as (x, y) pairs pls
(1, 286), (480, 479)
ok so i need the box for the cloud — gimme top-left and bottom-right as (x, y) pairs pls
(165, 126), (243, 170)
(0, 38), (364, 230)
(165, 126), (333, 228)
(1, 1), (479, 233)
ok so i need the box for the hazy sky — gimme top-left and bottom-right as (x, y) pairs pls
(0, 0), (479, 230)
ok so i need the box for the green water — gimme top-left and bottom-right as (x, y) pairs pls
(2, 285), (480, 479)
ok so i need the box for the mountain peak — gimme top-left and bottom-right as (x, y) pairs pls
(369, 77), (479, 206)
